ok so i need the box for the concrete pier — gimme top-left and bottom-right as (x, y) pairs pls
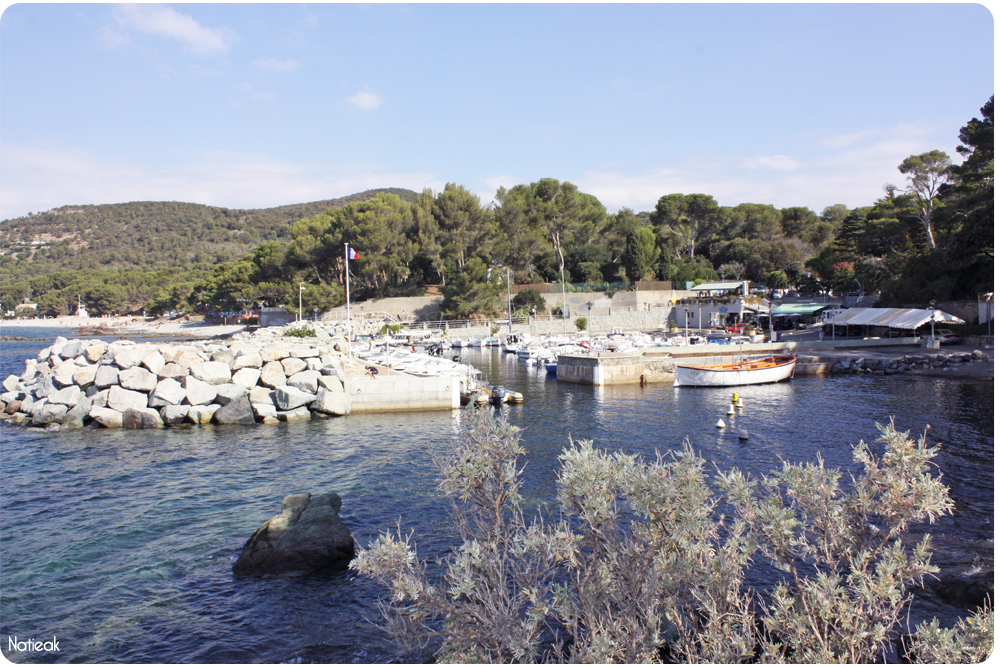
(554, 339), (969, 386)
(345, 374), (460, 413)
(556, 351), (675, 385)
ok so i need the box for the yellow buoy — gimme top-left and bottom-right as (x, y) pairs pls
(716, 419), (726, 428)
(732, 392), (739, 403)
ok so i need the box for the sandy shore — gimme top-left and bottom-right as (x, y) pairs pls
(2, 317), (245, 338)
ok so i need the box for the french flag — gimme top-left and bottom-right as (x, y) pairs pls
(347, 246), (360, 260)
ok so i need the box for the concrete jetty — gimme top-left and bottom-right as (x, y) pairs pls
(555, 340), (992, 385)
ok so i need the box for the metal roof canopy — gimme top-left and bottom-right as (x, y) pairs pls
(770, 303), (831, 316)
(741, 302), (769, 312)
(829, 307), (965, 330)
(692, 281), (745, 291)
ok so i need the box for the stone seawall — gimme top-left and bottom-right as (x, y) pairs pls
(406, 307), (678, 341)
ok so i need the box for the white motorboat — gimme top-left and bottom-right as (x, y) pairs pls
(674, 354), (797, 387)
(501, 333), (531, 353)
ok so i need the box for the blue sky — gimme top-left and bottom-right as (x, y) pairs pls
(1, 3), (994, 220)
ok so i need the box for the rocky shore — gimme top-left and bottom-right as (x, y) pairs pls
(827, 349), (991, 378)
(1, 324), (366, 430)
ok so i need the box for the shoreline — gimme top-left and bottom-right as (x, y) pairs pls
(2, 317), (246, 338)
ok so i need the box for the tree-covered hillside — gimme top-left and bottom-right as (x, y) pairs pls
(1, 188), (418, 275)
(0, 189), (418, 314)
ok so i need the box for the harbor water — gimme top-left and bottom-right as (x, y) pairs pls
(1, 329), (993, 663)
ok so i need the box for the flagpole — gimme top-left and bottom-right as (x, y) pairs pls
(345, 243), (352, 362)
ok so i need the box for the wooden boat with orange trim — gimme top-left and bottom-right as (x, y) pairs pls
(673, 354), (796, 387)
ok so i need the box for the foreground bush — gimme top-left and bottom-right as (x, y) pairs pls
(353, 410), (992, 663)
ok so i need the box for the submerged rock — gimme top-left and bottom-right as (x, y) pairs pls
(233, 492), (355, 576)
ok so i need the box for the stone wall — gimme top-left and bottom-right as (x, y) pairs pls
(963, 335), (995, 348)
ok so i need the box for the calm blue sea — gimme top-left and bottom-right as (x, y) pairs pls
(1, 327), (993, 662)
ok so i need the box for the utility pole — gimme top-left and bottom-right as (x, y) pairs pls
(506, 267), (512, 334)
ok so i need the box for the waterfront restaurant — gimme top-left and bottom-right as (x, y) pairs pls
(827, 307), (965, 342)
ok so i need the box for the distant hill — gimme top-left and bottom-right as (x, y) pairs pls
(0, 188), (420, 279)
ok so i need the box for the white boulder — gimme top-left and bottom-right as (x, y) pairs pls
(107, 385), (150, 412)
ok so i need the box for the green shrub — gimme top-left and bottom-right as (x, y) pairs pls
(574, 317), (588, 331)
(283, 326), (316, 338)
(354, 410), (992, 663)
(511, 288), (546, 316)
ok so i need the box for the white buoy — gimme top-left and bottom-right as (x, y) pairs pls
(716, 419), (726, 428)
(737, 398), (744, 408)
(726, 405), (736, 415)
(738, 429), (749, 440)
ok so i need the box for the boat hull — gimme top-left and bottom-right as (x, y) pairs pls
(674, 355), (796, 387)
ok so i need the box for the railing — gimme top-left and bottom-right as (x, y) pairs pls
(323, 309), (400, 323)
(398, 316), (534, 331)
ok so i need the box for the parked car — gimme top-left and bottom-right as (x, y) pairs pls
(935, 331), (962, 345)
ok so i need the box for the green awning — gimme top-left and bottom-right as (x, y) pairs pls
(770, 303), (831, 316)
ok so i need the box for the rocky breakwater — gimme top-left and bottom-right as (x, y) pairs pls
(0, 331), (354, 430)
(828, 350), (989, 376)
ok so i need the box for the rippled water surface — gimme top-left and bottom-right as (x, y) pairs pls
(1, 330), (993, 662)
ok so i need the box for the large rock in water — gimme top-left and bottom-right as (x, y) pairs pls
(232, 493), (355, 576)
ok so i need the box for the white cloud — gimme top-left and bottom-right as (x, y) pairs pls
(576, 168), (739, 212)
(346, 91), (384, 111)
(0, 147), (441, 220)
(111, 4), (235, 56)
(741, 155), (801, 171)
(570, 119), (963, 213)
(253, 58), (300, 72)
(98, 23), (133, 50)
(818, 128), (881, 149)
(2, 119), (962, 221)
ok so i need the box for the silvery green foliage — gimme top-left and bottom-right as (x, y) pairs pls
(355, 412), (991, 664)
(717, 419), (957, 663)
(906, 604), (993, 663)
(353, 409), (568, 662)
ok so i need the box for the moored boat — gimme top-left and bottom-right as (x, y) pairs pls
(673, 354), (796, 387)
(488, 385), (524, 405)
(460, 386), (490, 407)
